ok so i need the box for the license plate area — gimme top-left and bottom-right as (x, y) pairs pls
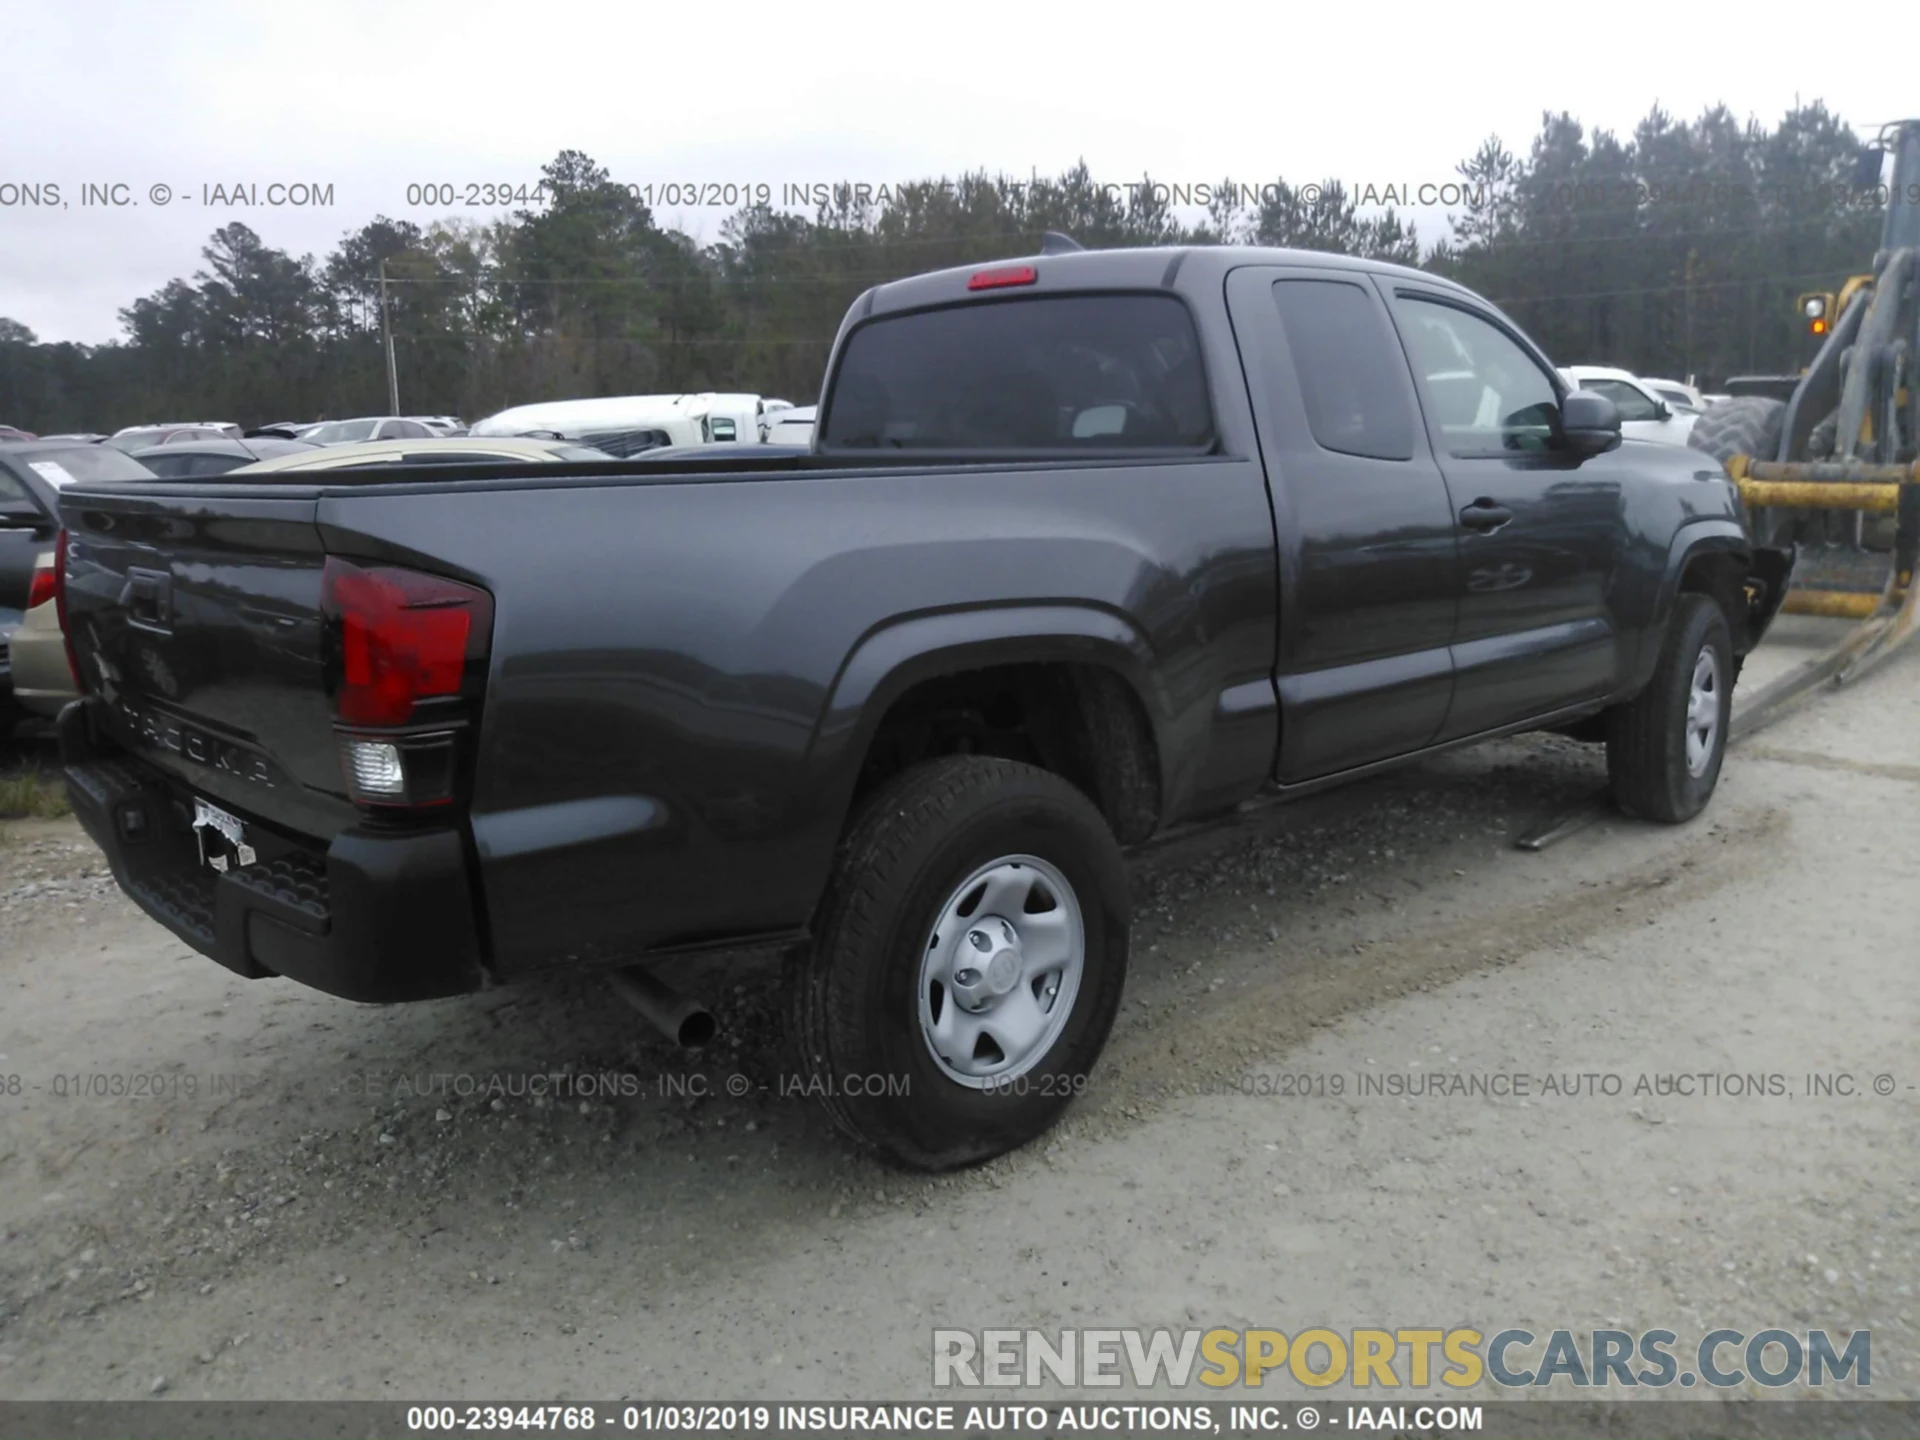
(192, 797), (256, 872)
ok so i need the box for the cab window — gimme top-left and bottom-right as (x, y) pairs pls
(1392, 296), (1561, 455)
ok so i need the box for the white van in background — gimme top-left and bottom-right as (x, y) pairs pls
(470, 393), (779, 454)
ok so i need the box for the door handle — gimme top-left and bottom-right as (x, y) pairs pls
(1459, 500), (1513, 532)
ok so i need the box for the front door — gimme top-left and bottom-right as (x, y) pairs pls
(1382, 285), (1624, 740)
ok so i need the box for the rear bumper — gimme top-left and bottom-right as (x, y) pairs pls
(59, 699), (488, 1003)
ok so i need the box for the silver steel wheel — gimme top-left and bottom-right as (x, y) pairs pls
(1685, 645), (1721, 777)
(916, 854), (1085, 1087)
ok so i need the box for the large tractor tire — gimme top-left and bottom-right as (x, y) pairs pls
(1688, 396), (1785, 467)
(1689, 398), (1805, 546)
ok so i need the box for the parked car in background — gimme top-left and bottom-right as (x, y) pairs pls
(0, 425), (37, 443)
(1638, 377), (1707, 413)
(38, 433), (106, 443)
(414, 416), (467, 436)
(0, 442), (155, 724)
(765, 404), (816, 446)
(1558, 366), (1698, 445)
(301, 416), (440, 445)
(223, 436), (613, 475)
(104, 423), (241, 451)
(129, 437), (319, 478)
(245, 422), (309, 439)
(7, 552), (77, 718)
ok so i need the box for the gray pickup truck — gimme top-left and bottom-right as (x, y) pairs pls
(54, 244), (1790, 1168)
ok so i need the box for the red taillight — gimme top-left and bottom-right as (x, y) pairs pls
(27, 562), (55, 611)
(967, 265), (1038, 291)
(321, 558), (491, 727)
(51, 529), (82, 690)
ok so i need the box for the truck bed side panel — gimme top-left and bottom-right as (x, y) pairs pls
(316, 458), (1276, 975)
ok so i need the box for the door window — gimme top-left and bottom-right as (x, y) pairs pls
(1392, 297), (1561, 455)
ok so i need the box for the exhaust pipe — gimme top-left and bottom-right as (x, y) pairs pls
(609, 965), (716, 1048)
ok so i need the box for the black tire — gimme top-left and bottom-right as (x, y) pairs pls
(785, 756), (1129, 1170)
(1606, 594), (1733, 823)
(1687, 396), (1785, 466)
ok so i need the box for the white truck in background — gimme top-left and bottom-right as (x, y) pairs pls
(470, 393), (784, 454)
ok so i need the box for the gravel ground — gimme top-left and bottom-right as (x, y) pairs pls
(0, 615), (1914, 1404)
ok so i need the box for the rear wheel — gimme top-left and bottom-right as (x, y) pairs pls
(1607, 594), (1733, 823)
(785, 756), (1129, 1170)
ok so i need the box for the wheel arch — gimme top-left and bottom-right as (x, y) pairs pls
(1636, 523), (1755, 692)
(807, 604), (1172, 847)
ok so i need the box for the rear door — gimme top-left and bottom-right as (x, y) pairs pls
(1225, 265), (1460, 779)
(1382, 284), (1624, 739)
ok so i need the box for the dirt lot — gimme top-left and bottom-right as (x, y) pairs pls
(1, 617), (1915, 1403)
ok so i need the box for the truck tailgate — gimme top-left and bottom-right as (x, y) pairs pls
(59, 486), (356, 841)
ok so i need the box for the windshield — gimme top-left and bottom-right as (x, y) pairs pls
(304, 419), (381, 444)
(820, 294), (1214, 451)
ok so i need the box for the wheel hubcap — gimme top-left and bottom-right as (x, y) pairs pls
(1685, 645), (1721, 778)
(917, 855), (1084, 1087)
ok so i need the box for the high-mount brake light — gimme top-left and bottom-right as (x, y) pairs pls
(967, 265), (1038, 291)
(321, 557), (491, 809)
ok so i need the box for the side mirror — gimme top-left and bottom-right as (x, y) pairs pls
(1651, 399), (1672, 421)
(1852, 146), (1884, 189)
(1560, 390), (1621, 456)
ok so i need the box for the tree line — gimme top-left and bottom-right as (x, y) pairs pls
(0, 101), (1884, 433)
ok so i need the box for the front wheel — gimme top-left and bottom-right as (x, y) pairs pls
(785, 756), (1130, 1170)
(1606, 594), (1733, 823)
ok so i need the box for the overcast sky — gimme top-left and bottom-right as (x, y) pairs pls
(1, 0), (1904, 344)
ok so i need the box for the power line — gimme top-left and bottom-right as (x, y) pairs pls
(1459, 212), (1878, 252)
(1490, 265), (1860, 305)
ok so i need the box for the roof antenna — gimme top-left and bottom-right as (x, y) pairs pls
(1039, 231), (1084, 255)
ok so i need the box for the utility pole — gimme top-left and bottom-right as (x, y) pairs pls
(1683, 247), (1694, 377)
(379, 260), (400, 414)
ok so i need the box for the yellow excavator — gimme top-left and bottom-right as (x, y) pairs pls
(1686, 118), (1920, 732)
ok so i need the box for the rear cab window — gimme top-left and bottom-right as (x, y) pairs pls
(819, 293), (1214, 452)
